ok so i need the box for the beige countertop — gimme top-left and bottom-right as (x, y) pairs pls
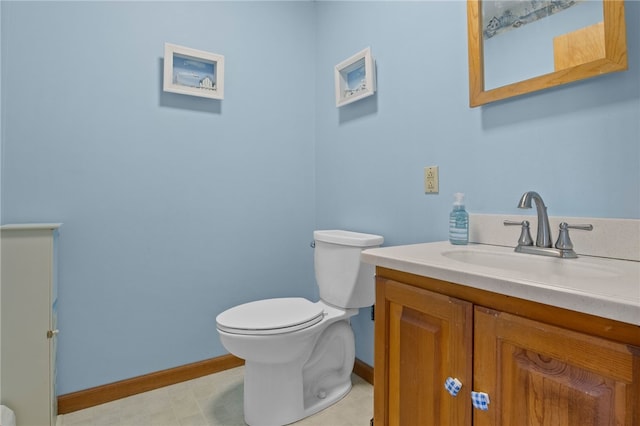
(362, 241), (640, 326)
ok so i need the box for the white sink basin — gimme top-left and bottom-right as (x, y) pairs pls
(441, 248), (621, 280)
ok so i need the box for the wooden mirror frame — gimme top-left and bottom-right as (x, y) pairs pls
(467, 0), (628, 107)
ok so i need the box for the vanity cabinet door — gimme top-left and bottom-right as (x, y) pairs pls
(474, 306), (640, 426)
(374, 278), (473, 426)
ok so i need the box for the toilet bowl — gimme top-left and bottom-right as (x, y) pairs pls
(216, 230), (383, 426)
(217, 299), (357, 425)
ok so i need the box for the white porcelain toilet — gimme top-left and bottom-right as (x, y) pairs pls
(216, 230), (383, 426)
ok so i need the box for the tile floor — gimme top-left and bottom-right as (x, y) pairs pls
(58, 366), (373, 426)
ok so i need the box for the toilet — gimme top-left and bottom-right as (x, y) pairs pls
(216, 230), (383, 426)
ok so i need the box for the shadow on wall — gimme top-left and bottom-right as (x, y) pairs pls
(158, 58), (222, 114)
(481, 70), (637, 129)
(339, 92), (378, 125)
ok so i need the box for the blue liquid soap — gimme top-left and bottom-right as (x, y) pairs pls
(449, 192), (469, 245)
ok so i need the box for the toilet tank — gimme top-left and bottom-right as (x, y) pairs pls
(313, 230), (384, 309)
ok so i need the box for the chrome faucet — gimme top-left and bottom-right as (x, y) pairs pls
(504, 191), (593, 258)
(518, 191), (552, 247)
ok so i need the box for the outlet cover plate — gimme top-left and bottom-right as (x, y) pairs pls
(424, 166), (439, 193)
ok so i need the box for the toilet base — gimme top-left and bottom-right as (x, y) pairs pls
(243, 362), (352, 426)
(244, 361), (305, 426)
(303, 381), (352, 421)
(243, 320), (356, 426)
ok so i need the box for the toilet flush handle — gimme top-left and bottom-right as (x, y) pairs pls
(310, 241), (316, 248)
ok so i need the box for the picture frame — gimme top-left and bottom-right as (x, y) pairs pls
(163, 43), (225, 100)
(334, 47), (376, 107)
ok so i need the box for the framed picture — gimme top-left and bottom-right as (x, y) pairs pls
(334, 47), (376, 107)
(163, 43), (225, 100)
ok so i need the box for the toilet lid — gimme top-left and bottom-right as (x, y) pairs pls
(216, 298), (325, 335)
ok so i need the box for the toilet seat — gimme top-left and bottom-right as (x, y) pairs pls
(216, 298), (325, 335)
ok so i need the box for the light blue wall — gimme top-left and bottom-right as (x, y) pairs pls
(1, 1), (317, 394)
(2, 0), (639, 395)
(314, 1), (639, 366)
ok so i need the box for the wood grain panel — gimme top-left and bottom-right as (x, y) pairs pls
(554, 22), (606, 71)
(375, 278), (472, 426)
(474, 306), (639, 425)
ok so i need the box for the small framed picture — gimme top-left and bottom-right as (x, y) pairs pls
(163, 43), (224, 100)
(334, 47), (376, 107)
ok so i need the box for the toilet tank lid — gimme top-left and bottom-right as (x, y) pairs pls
(314, 230), (383, 247)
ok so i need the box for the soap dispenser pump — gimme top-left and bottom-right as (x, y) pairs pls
(449, 192), (469, 245)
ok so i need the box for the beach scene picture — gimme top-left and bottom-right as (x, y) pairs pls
(172, 54), (217, 91)
(344, 60), (367, 98)
(334, 47), (374, 107)
(482, 0), (583, 39)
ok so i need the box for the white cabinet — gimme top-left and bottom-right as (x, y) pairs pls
(1, 224), (61, 426)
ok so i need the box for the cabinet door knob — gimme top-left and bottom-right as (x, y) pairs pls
(471, 391), (490, 410)
(46, 329), (59, 339)
(444, 377), (462, 396)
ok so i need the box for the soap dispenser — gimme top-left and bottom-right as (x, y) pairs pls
(449, 193), (469, 245)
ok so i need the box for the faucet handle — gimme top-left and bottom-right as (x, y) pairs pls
(555, 222), (593, 250)
(564, 223), (594, 231)
(504, 220), (534, 246)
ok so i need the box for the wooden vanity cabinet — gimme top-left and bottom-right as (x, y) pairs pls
(374, 268), (640, 426)
(374, 277), (473, 425)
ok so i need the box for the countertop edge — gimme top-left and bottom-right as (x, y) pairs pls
(362, 242), (640, 326)
(1, 223), (63, 230)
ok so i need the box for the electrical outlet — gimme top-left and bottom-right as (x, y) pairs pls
(424, 166), (439, 193)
